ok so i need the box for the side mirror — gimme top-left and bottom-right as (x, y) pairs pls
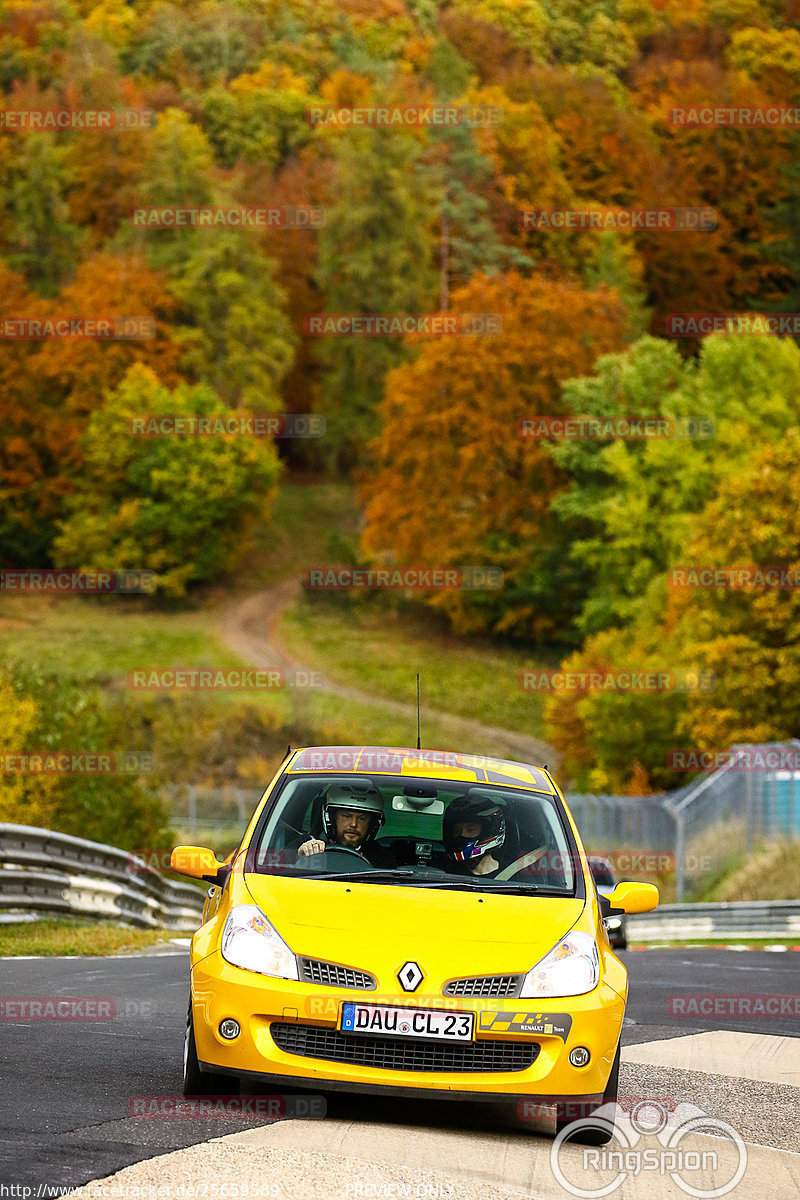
(170, 845), (231, 886)
(607, 881), (659, 915)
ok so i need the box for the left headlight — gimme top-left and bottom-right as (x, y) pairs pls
(220, 904), (299, 979)
(519, 931), (600, 998)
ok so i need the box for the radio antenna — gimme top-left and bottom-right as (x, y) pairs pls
(416, 673), (421, 749)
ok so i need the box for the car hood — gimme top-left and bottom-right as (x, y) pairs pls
(241, 872), (585, 984)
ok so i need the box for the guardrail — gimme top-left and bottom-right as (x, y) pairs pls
(628, 899), (800, 941)
(0, 824), (205, 930)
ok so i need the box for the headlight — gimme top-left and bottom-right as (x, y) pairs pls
(519, 931), (600, 998)
(220, 904), (298, 979)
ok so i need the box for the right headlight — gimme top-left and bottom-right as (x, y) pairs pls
(519, 931), (600, 998)
(220, 904), (298, 979)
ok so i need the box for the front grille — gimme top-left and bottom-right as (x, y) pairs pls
(271, 1022), (539, 1073)
(443, 974), (522, 998)
(297, 957), (376, 990)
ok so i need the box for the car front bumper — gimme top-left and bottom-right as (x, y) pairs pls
(191, 950), (625, 1103)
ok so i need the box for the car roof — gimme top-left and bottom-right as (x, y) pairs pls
(284, 745), (557, 795)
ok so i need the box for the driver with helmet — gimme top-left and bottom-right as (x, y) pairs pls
(443, 794), (506, 877)
(297, 782), (396, 866)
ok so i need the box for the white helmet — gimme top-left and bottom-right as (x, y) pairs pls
(322, 783), (385, 843)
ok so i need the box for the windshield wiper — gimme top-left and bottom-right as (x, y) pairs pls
(285, 869), (483, 890)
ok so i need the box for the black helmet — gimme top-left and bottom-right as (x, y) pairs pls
(443, 794), (505, 863)
(322, 782), (385, 844)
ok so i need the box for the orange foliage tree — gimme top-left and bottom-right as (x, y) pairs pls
(360, 271), (630, 639)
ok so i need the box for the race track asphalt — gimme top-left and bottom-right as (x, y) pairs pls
(1, 948), (797, 1192)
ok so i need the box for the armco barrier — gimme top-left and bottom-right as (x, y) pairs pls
(628, 899), (800, 941)
(0, 823), (205, 930)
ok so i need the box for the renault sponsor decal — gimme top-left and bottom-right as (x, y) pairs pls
(478, 1011), (573, 1040)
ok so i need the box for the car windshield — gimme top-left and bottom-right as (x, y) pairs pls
(245, 773), (578, 893)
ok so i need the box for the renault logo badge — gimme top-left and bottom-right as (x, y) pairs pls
(397, 961), (424, 992)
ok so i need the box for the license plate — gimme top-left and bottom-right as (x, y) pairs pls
(340, 1002), (474, 1041)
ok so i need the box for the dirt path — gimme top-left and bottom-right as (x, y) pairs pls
(219, 581), (559, 769)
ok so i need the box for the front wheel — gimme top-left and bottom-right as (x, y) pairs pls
(183, 998), (239, 1096)
(555, 1041), (620, 1146)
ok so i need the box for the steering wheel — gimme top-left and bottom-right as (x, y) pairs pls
(321, 845), (369, 861)
(292, 845), (370, 870)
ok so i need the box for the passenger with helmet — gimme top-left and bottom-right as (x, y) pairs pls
(297, 782), (396, 866)
(443, 794), (506, 877)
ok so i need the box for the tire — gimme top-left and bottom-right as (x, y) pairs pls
(183, 998), (239, 1097)
(556, 1041), (620, 1146)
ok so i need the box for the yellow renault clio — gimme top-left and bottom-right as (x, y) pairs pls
(171, 746), (657, 1139)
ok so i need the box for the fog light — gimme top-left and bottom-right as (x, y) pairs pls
(219, 1018), (240, 1040)
(569, 1046), (590, 1067)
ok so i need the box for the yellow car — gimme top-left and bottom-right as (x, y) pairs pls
(171, 745), (658, 1140)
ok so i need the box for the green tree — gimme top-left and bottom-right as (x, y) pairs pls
(550, 333), (800, 638)
(53, 364), (283, 597)
(1, 135), (83, 296)
(313, 127), (439, 469)
(676, 430), (800, 751)
(167, 231), (297, 409)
